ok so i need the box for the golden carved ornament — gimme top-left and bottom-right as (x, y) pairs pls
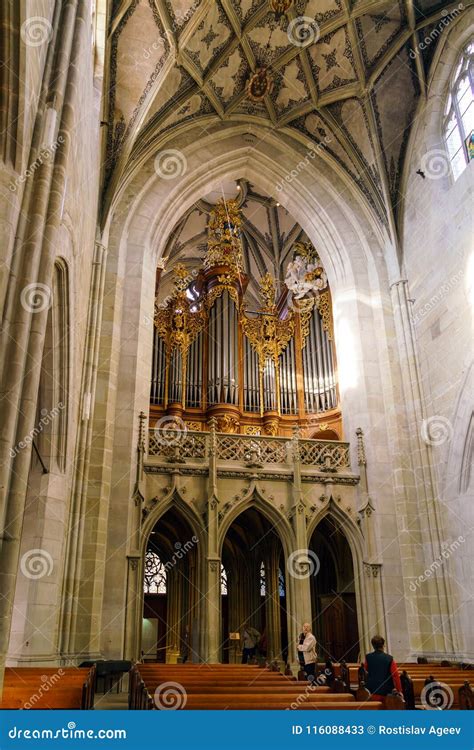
(206, 274), (240, 311)
(259, 272), (276, 311)
(263, 420), (279, 436)
(205, 199), (244, 275)
(243, 425), (261, 435)
(214, 414), (239, 434)
(154, 266), (206, 357)
(241, 274), (295, 368)
(185, 421), (202, 432)
(316, 289), (333, 340)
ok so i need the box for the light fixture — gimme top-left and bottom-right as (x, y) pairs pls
(269, 0), (293, 19)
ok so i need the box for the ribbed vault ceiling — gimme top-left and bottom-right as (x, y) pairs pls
(105, 0), (468, 232)
(159, 178), (309, 308)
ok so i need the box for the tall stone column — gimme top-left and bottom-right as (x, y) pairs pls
(206, 419), (221, 662)
(60, 239), (109, 659)
(265, 544), (282, 662)
(356, 428), (387, 652)
(0, 1), (89, 695)
(391, 279), (458, 656)
(166, 566), (181, 664)
(123, 413), (147, 661)
(287, 427), (312, 672)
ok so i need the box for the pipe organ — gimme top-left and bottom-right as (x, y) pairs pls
(150, 199), (341, 438)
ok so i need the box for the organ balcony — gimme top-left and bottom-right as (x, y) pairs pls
(146, 427), (358, 484)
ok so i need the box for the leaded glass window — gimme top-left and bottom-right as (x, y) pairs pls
(443, 42), (473, 180)
(144, 550), (167, 593)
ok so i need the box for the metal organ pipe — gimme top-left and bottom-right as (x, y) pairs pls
(289, 339), (297, 413)
(325, 330), (336, 408)
(310, 311), (320, 412)
(303, 324), (313, 412)
(318, 313), (330, 411)
(311, 310), (325, 411)
(222, 293), (229, 403)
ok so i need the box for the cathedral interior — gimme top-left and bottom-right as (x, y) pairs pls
(0, 0), (473, 705)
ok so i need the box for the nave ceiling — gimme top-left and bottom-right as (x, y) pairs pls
(104, 0), (468, 235)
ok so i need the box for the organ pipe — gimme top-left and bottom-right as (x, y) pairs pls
(301, 307), (336, 413)
(152, 254), (338, 429)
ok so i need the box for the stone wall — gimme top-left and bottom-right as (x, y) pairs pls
(400, 15), (474, 660)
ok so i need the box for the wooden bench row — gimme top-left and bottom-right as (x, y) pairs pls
(0, 666), (96, 710)
(129, 664), (384, 711)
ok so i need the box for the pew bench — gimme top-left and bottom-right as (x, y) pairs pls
(1, 666), (95, 710)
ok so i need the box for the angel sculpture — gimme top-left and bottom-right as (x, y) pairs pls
(285, 250), (327, 300)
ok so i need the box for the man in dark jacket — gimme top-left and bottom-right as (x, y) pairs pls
(363, 635), (402, 703)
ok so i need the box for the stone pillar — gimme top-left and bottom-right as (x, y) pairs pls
(166, 566), (182, 664)
(206, 419), (221, 662)
(265, 545), (282, 662)
(124, 556), (141, 661)
(228, 562), (244, 664)
(0, 1), (89, 695)
(287, 427), (312, 672)
(390, 280), (458, 656)
(356, 428), (387, 652)
(60, 239), (109, 659)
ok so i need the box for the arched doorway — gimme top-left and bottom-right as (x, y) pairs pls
(221, 508), (288, 664)
(309, 516), (360, 662)
(142, 507), (200, 663)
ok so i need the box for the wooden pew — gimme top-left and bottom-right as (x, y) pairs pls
(130, 664), (384, 711)
(1, 666), (95, 710)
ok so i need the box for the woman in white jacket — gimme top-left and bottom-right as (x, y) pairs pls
(297, 623), (317, 680)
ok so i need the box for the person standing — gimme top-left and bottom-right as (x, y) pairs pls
(241, 626), (261, 664)
(297, 623), (317, 680)
(297, 631), (305, 670)
(363, 635), (402, 703)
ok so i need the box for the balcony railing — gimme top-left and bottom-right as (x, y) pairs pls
(147, 429), (351, 472)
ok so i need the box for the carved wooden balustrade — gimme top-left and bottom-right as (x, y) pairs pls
(146, 428), (353, 475)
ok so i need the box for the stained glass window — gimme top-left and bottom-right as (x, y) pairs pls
(443, 43), (473, 180)
(221, 564), (228, 595)
(260, 561), (266, 596)
(143, 550), (167, 594)
(279, 568), (286, 597)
